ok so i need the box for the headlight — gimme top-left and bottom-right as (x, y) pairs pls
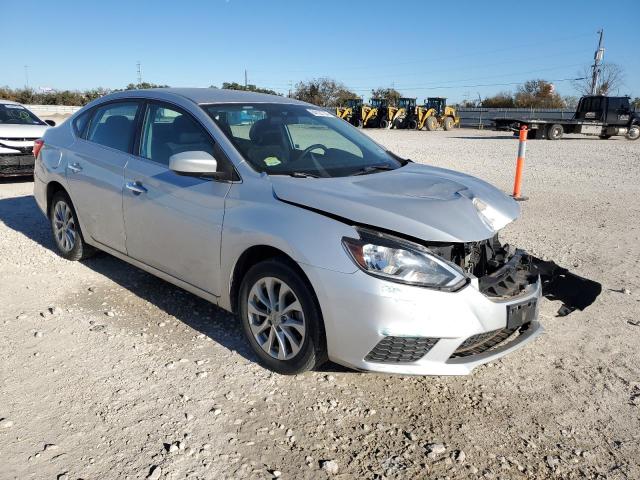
(342, 228), (467, 290)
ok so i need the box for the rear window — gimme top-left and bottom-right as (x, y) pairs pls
(85, 102), (140, 152)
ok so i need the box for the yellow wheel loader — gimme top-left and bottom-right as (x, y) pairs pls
(336, 98), (363, 127)
(391, 97), (418, 129)
(417, 97), (460, 131)
(362, 98), (394, 128)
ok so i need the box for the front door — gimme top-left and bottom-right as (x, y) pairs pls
(122, 101), (231, 296)
(66, 101), (141, 253)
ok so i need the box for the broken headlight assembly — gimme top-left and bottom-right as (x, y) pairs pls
(342, 228), (468, 291)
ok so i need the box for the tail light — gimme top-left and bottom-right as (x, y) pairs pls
(33, 139), (44, 158)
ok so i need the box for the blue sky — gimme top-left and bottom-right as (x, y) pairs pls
(3, 0), (639, 102)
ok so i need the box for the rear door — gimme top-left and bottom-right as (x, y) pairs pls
(122, 101), (231, 296)
(65, 101), (141, 253)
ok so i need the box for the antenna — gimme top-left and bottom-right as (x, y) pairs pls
(591, 29), (604, 95)
(137, 61), (143, 86)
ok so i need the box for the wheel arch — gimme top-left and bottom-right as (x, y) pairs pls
(229, 245), (317, 315)
(46, 181), (68, 216)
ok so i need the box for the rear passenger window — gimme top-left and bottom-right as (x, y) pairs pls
(72, 109), (92, 137)
(139, 103), (214, 166)
(86, 102), (139, 152)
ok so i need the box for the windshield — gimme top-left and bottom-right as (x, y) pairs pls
(0, 104), (45, 125)
(203, 103), (404, 177)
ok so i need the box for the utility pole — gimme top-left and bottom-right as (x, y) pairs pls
(137, 61), (143, 86)
(591, 29), (605, 95)
(288, 80), (293, 98)
(24, 65), (29, 89)
(244, 69), (248, 89)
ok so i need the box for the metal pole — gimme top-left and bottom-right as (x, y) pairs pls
(244, 69), (248, 89)
(24, 65), (29, 89)
(591, 29), (604, 95)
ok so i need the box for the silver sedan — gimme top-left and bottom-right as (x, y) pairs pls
(33, 88), (542, 375)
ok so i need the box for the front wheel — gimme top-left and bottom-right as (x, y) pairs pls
(50, 191), (95, 261)
(238, 259), (327, 375)
(626, 125), (640, 141)
(425, 116), (438, 131)
(408, 119), (418, 130)
(547, 124), (564, 140)
(379, 118), (389, 129)
(443, 117), (455, 131)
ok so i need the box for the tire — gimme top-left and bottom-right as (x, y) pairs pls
(425, 116), (438, 131)
(379, 118), (389, 129)
(626, 125), (640, 141)
(238, 259), (327, 375)
(49, 191), (95, 261)
(547, 124), (564, 140)
(408, 119), (418, 130)
(443, 117), (455, 131)
(599, 134), (612, 140)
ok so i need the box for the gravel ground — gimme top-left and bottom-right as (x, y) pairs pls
(1, 128), (639, 480)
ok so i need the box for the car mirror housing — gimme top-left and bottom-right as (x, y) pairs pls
(169, 151), (219, 177)
(45, 120), (56, 126)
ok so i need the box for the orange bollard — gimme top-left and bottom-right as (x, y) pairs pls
(512, 125), (528, 201)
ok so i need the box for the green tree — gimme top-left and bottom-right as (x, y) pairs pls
(632, 97), (640, 110)
(514, 80), (564, 108)
(220, 82), (281, 96)
(481, 91), (515, 108)
(370, 87), (401, 106)
(293, 78), (357, 107)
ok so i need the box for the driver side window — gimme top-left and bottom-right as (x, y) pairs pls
(139, 103), (215, 166)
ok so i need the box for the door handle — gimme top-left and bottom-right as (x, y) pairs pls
(125, 181), (148, 195)
(68, 162), (82, 173)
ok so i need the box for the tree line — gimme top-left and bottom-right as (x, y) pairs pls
(1, 62), (638, 110)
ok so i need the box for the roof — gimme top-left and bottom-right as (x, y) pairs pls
(0, 99), (21, 105)
(113, 88), (308, 106)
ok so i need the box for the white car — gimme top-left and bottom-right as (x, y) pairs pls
(33, 88), (543, 375)
(0, 100), (53, 177)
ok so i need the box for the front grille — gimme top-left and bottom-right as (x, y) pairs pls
(450, 326), (522, 358)
(365, 336), (438, 363)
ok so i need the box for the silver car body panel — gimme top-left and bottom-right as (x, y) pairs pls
(33, 88), (543, 375)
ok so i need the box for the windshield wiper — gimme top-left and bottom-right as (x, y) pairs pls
(289, 172), (319, 178)
(349, 164), (395, 176)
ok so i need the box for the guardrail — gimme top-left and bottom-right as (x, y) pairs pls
(26, 104), (82, 115)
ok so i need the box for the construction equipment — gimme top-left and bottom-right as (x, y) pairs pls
(362, 98), (394, 128)
(417, 97), (459, 131)
(391, 98), (418, 129)
(335, 98), (363, 127)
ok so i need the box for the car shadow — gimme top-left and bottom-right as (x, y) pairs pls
(0, 193), (350, 372)
(0, 194), (602, 374)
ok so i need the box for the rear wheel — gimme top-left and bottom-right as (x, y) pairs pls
(547, 124), (564, 140)
(443, 117), (455, 131)
(50, 191), (95, 261)
(238, 259), (327, 375)
(408, 119), (418, 130)
(425, 116), (438, 131)
(626, 124), (640, 141)
(379, 118), (389, 129)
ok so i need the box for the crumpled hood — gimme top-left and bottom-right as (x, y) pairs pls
(271, 163), (520, 242)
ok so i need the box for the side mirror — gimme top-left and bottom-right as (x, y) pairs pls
(169, 151), (218, 177)
(45, 120), (56, 126)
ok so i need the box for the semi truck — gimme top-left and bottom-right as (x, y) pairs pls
(493, 95), (639, 140)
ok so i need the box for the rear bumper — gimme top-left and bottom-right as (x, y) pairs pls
(0, 154), (35, 176)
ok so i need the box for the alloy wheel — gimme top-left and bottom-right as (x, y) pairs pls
(247, 277), (306, 360)
(52, 200), (76, 252)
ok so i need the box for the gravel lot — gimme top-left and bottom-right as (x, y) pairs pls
(1, 128), (639, 479)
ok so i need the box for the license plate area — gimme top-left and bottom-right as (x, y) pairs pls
(507, 299), (537, 329)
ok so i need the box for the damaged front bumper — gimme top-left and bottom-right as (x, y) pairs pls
(301, 237), (543, 375)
